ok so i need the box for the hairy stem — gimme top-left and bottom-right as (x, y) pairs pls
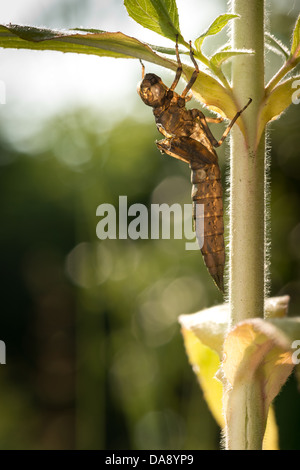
(225, 0), (267, 450)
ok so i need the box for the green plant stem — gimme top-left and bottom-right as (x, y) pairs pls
(225, 0), (266, 450)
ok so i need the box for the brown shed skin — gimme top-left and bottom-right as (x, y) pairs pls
(138, 45), (251, 293)
(138, 72), (225, 292)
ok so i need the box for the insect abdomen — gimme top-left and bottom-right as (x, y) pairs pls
(191, 163), (225, 292)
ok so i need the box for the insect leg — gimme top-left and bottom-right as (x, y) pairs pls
(156, 123), (175, 139)
(205, 116), (223, 124)
(156, 135), (217, 165)
(181, 41), (199, 98)
(194, 98), (252, 148)
(212, 98), (252, 147)
(191, 110), (223, 147)
(170, 35), (182, 91)
(184, 92), (193, 102)
(139, 59), (145, 79)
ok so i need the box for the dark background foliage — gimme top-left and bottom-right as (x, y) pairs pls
(0, 0), (299, 450)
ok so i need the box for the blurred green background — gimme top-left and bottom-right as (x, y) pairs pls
(0, 0), (299, 450)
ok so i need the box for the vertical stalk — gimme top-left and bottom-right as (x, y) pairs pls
(225, 0), (267, 449)
(230, 0), (266, 325)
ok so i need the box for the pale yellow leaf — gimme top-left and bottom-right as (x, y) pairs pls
(181, 327), (224, 428)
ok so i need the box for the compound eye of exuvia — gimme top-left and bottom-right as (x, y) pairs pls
(138, 84), (148, 98)
(140, 83), (150, 95)
(151, 83), (165, 101)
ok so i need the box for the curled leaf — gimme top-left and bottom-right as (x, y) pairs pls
(179, 299), (289, 449)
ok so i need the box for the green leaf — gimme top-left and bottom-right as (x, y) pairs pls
(0, 24), (179, 66)
(0, 24), (236, 118)
(257, 74), (300, 146)
(124, 0), (184, 43)
(74, 27), (186, 56)
(4, 24), (66, 42)
(210, 48), (254, 69)
(265, 32), (289, 59)
(0, 23), (246, 128)
(291, 13), (300, 58)
(194, 14), (239, 53)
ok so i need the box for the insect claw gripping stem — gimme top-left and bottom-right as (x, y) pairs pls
(138, 40), (251, 293)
